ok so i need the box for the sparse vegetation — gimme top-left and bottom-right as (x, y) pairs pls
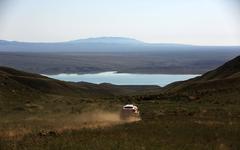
(1, 56), (240, 149)
(1, 100), (240, 150)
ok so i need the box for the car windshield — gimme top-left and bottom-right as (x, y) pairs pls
(124, 106), (133, 109)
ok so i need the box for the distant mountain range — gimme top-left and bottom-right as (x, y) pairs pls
(0, 37), (240, 75)
(70, 37), (144, 44)
(1, 37), (239, 52)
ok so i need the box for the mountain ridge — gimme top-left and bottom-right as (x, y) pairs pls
(70, 37), (144, 44)
(163, 55), (240, 103)
(0, 66), (162, 103)
(1, 37), (240, 46)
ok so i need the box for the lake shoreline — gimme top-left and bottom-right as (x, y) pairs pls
(42, 70), (201, 76)
(43, 72), (200, 87)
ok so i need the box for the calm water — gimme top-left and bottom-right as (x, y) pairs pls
(44, 71), (200, 86)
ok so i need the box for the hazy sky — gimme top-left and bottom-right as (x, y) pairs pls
(0, 0), (239, 45)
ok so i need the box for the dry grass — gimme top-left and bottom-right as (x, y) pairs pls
(0, 100), (240, 150)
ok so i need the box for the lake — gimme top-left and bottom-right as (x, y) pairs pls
(44, 71), (200, 86)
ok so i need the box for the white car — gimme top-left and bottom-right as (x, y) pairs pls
(120, 104), (140, 120)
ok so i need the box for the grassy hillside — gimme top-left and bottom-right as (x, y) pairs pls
(1, 57), (240, 150)
(0, 66), (161, 112)
(0, 66), (111, 100)
(163, 56), (240, 103)
(197, 55), (240, 80)
(1, 96), (240, 150)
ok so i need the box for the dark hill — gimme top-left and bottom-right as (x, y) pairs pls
(0, 66), (161, 113)
(197, 56), (240, 80)
(164, 56), (240, 103)
(0, 66), (111, 101)
(0, 66), (161, 102)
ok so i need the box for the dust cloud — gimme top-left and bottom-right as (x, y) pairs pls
(55, 109), (141, 132)
(0, 109), (141, 139)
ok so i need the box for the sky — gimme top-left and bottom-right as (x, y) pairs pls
(0, 0), (239, 45)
